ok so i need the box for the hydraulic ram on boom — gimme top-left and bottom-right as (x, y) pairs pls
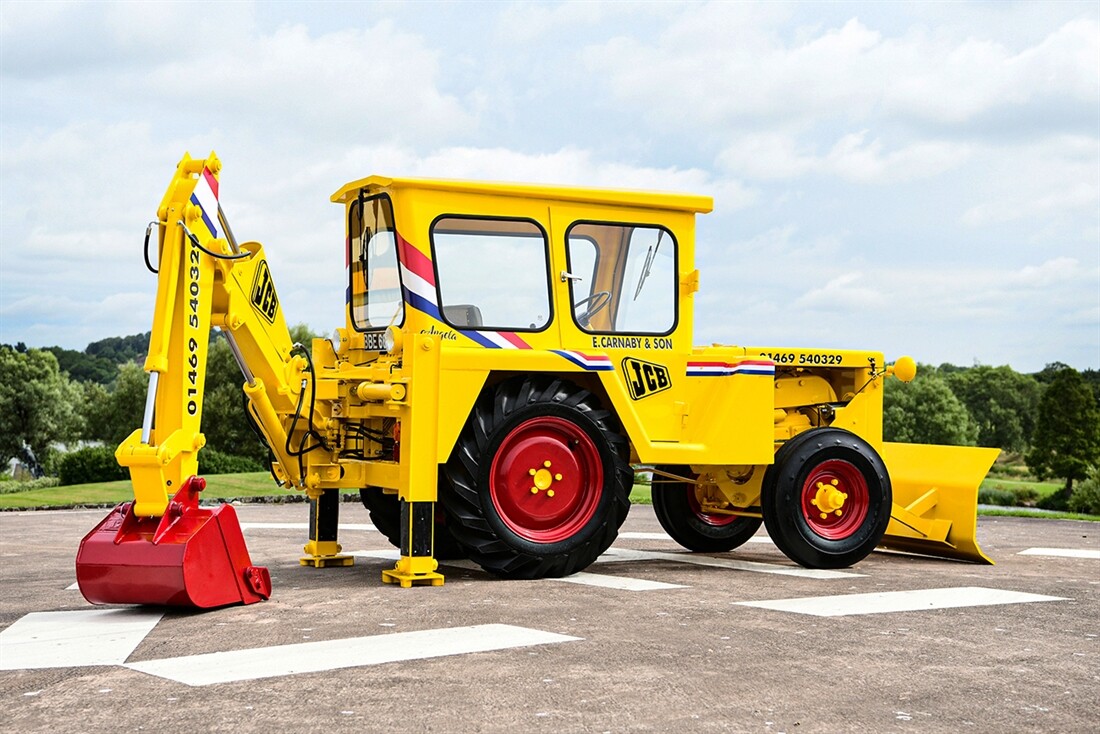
(77, 151), (998, 611)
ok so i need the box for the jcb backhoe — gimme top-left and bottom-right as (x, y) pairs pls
(76, 152), (998, 608)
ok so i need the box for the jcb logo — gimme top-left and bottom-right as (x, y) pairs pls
(251, 261), (279, 324)
(623, 358), (671, 400)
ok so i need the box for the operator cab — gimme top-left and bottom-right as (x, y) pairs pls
(333, 176), (711, 351)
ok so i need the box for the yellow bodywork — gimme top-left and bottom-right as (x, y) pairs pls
(118, 151), (997, 591)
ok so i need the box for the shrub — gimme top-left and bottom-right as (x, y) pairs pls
(1068, 470), (1100, 516)
(198, 449), (263, 475)
(58, 446), (127, 486)
(978, 488), (1015, 506)
(1037, 489), (1070, 512)
(0, 476), (61, 494)
(1010, 487), (1040, 505)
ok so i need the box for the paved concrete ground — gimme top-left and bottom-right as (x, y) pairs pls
(1, 503), (1097, 733)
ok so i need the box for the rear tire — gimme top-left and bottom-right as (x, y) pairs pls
(761, 428), (891, 569)
(652, 465), (762, 552)
(359, 485), (467, 560)
(442, 376), (631, 578)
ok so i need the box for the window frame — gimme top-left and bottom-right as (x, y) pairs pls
(428, 213), (555, 333)
(348, 192), (405, 334)
(564, 219), (680, 337)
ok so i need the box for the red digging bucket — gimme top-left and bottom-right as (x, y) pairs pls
(76, 476), (271, 609)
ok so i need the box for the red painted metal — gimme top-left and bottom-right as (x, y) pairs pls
(489, 417), (603, 543)
(686, 487), (738, 527)
(799, 459), (869, 540)
(75, 476), (271, 609)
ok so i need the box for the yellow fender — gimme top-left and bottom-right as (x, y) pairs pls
(880, 442), (1000, 564)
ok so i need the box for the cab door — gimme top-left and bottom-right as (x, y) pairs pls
(549, 206), (689, 442)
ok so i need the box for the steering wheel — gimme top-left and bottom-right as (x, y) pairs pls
(574, 290), (611, 328)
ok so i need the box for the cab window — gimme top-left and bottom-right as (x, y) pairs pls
(431, 216), (552, 331)
(349, 194), (403, 331)
(566, 222), (676, 334)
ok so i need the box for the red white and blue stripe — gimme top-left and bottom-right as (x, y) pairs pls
(552, 350), (614, 371)
(397, 235), (532, 350)
(687, 360), (775, 377)
(189, 167), (220, 238)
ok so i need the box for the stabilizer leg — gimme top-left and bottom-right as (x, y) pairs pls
(301, 488), (353, 567)
(382, 500), (444, 587)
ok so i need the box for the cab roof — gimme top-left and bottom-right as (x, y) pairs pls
(330, 175), (713, 214)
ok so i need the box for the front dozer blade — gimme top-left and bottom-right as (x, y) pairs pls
(76, 476), (271, 609)
(879, 442), (1000, 564)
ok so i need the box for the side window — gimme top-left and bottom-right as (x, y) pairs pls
(566, 222), (676, 335)
(349, 194), (404, 331)
(431, 217), (552, 331)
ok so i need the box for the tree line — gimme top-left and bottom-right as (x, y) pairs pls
(884, 362), (1100, 509)
(0, 326), (317, 479)
(2, 336), (1098, 508)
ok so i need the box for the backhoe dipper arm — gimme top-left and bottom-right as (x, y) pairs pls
(117, 152), (303, 517)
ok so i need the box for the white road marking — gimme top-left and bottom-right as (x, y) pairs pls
(240, 522), (376, 531)
(66, 582), (79, 590)
(1018, 547), (1100, 560)
(596, 547), (861, 579)
(735, 586), (1067, 617)
(618, 531), (773, 545)
(125, 624), (581, 686)
(354, 545), (849, 585)
(0, 609), (164, 669)
(554, 572), (687, 591)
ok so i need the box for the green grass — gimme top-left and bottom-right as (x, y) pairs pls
(629, 485), (652, 505)
(979, 476), (1060, 497)
(2, 473), (1094, 522)
(975, 507), (1098, 521)
(0, 472), (308, 510)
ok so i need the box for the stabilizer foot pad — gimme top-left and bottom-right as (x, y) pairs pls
(381, 569), (445, 588)
(300, 555), (354, 568)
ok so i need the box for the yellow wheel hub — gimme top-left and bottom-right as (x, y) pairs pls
(811, 479), (847, 519)
(528, 461), (564, 497)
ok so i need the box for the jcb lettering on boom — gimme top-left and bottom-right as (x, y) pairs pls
(76, 151), (998, 611)
(251, 261), (279, 323)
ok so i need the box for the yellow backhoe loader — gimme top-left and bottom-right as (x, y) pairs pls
(76, 152), (997, 608)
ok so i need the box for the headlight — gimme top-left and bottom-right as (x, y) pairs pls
(384, 325), (403, 354)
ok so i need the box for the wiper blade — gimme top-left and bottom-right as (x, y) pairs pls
(633, 229), (663, 301)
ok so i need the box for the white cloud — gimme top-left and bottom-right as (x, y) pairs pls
(961, 135), (1100, 228)
(584, 6), (1099, 131)
(719, 130), (970, 183)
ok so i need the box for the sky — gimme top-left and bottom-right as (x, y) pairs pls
(1, 0), (1097, 373)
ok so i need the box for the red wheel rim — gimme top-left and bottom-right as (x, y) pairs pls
(489, 417), (603, 543)
(800, 459), (869, 539)
(686, 485), (738, 527)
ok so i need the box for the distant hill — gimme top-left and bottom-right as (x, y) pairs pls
(41, 333), (151, 384)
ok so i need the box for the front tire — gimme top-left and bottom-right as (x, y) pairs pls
(761, 428), (891, 569)
(651, 465), (762, 552)
(442, 376), (632, 578)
